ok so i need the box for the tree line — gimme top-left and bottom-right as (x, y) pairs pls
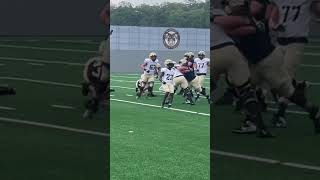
(111, 0), (210, 28)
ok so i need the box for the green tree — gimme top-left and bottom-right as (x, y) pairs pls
(111, 0), (209, 28)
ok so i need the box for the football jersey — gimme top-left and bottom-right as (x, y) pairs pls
(234, 19), (275, 64)
(161, 68), (175, 84)
(211, 8), (234, 49)
(173, 65), (184, 78)
(194, 58), (210, 74)
(272, 0), (312, 38)
(143, 58), (159, 75)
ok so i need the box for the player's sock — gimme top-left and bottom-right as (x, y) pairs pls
(168, 93), (174, 107)
(234, 81), (271, 136)
(162, 92), (169, 108)
(256, 88), (267, 112)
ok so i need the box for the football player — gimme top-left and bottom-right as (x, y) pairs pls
(267, 0), (320, 127)
(159, 59), (175, 108)
(180, 53), (211, 104)
(212, 2), (268, 137)
(82, 52), (108, 119)
(173, 60), (194, 104)
(194, 50), (210, 97)
(218, 0), (320, 135)
(137, 52), (160, 98)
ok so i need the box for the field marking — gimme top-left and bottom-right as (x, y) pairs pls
(112, 79), (210, 85)
(112, 75), (211, 80)
(212, 150), (320, 172)
(111, 98), (210, 116)
(0, 44), (97, 53)
(0, 57), (84, 66)
(51, 105), (75, 110)
(0, 106), (16, 111)
(0, 63), (5, 66)
(126, 94), (133, 97)
(0, 76), (308, 116)
(28, 63), (45, 66)
(0, 117), (108, 137)
(0, 77), (81, 88)
(304, 52), (320, 56)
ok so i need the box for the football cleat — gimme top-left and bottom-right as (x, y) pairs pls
(83, 110), (93, 119)
(257, 128), (274, 138)
(232, 120), (257, 134)
(272, 113), (287, 128)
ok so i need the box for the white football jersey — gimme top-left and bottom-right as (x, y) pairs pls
(272, 0), (312, 38)
(194, 58), (210, 74)
(211, 8), (234, 48)
(161, 68), (175, 84)
(173, 65), (184, 78)
(143, 58), (159, 75)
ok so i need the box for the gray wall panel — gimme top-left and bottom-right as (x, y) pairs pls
(111, 50), (210, 73)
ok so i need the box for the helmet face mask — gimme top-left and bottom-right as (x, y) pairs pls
(149, 52), (157, 61)
(198, 50), (206, 59)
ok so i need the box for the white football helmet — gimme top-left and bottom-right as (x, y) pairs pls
(164, 59), (173, 66)
(149, 52), (157, 58)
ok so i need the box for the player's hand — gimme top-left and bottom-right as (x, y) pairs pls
(146, 70), (150, 73)
(162, 82), (166, 85)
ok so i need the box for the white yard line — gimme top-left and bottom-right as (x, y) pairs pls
(0, 76), (311, 116)
(0, 57), (84, 66)
(0, 117), (108, 137)
(0, 44), (97, 53)
(28, 63), (45, 66)
(0, 63), (5, 66)
(51, 105), (76, 110)
(111, 98), (210, 116)
(0, 106), (16, 111)
(112, 79), (210, 85)
(0, 77), (81, 88)
(212, 150), (320, 171)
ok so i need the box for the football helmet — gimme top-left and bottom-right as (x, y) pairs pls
(198, 51), (206, 57)
(149, 52), (157, 58)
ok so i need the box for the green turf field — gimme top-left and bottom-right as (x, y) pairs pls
(0, 38), (108, 180)
(213, 42), (320, 179)
(110, 75), (210, 179)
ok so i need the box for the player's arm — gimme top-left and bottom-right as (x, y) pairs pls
(312, 0), (320, 19)
(225, 25), (257, 36)
(213, 15), (251, 29)
(159, 72), (165, 84)
(100, 2), (110, 26)
(140, 62), (148, 72)
(267, 2), (281, 30)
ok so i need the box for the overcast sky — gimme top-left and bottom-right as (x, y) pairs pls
(111, 0), (205, 6)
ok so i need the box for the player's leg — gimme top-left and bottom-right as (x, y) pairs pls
(137, 74), (148, 98)
(161, 84), (170, 108)
(167, 84), (175, 108)
(260, 47), (320, 133)
(273, 43), (305, 127)
(214, 45), (271, 137)
(147, 75), (156, 97)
